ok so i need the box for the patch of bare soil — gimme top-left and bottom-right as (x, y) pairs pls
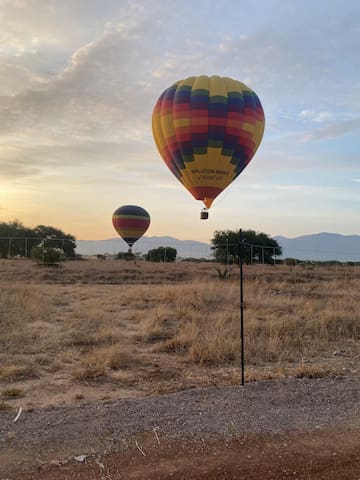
(19, 429), (360, 480)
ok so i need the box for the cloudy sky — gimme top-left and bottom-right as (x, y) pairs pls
(1, 0), (359, 242)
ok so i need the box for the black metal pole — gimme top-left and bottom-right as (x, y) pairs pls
(239, 229), (245, 386)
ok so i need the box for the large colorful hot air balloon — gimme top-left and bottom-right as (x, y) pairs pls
(152, 75), (265, 218)
(112, 205), (150, 252)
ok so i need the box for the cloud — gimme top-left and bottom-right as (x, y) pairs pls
(1, 0), (359, 144)
(303, 117), (360, 141)
(299, 110), (332, 123)
(0, 5), (199, 141)
(1, 0), (360, 213)
(0, 0), (106, 54)
(0, 157), (42, 179)
(0, 62), (46, 96)
(0, 137), (158, 181)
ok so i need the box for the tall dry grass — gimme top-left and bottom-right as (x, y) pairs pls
(0, 260), (359, 388)
(0, 283), (58, 380)
(138, 274), (359, 365)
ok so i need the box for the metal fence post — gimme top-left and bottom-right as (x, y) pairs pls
(239, 229), (245, 386)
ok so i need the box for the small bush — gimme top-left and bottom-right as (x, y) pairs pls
(116, 252), (135, 261)
(2, 388), (24, 398)
(31, 245), (64, 264)
(72, 359), (107, 381)
(215, 267), (230, 280)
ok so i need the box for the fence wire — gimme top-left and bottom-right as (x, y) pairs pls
(1, 236), (360, 264)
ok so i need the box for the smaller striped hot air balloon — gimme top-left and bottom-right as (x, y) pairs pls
(112, 205), (150, 253)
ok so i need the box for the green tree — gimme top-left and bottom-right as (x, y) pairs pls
(145, 246), (177, 262)
(0, 220), (76, 258)
(0, 220), (38, 258)
(211, 229), (282, 265)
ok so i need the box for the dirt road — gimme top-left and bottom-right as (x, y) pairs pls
(1, 377), (359, 479)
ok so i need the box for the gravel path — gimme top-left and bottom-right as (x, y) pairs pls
(1, 376), (359, 463)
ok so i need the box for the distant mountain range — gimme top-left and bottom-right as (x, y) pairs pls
(275, 233), (360, 262)
(76, 236), (212, 259)
(75, 232), (360, 262)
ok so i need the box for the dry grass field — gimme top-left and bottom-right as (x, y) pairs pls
(0, 258), (359, 410)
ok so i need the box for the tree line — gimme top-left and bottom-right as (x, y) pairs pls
(0, 220), (282, 264)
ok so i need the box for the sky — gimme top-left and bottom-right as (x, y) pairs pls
(0, 0), (359, 242)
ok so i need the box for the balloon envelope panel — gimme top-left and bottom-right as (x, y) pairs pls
(112, 205), (150, 247)
(152, 75), (265, 208)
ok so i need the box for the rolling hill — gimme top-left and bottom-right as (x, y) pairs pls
(76, 232), (360, 261)
(275, 232), (360, 262)
(76, 236), (212, 259)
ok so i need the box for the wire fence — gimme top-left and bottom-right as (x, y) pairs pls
(1, 235), (360, 267)
(0, 237), (360, 283)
